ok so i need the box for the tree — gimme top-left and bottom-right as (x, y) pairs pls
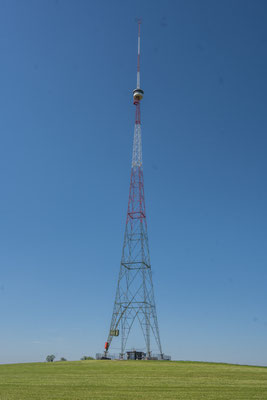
(80, 356), (94, 360)
(46, 354), (56, 362)
(60, 357), (67, 361)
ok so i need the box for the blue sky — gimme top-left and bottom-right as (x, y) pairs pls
(0, 0), (267, 365)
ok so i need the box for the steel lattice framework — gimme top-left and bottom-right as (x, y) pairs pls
(104, 21), (163, 359)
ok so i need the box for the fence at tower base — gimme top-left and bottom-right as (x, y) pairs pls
(95, 352), (171, 361)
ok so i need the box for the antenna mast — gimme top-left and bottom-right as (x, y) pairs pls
(137, 20), (141, 89)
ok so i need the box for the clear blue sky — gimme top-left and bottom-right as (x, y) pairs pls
(0, 0), (267, 366)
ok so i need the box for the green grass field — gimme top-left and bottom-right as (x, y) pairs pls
(0, 360), (266, 399)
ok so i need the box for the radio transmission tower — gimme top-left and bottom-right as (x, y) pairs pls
(104, 21), (163, 359)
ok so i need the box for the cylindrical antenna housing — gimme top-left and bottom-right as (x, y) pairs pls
(133, 20), (144, 104)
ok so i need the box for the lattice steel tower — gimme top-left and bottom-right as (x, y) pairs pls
(104, 21), (163, 359)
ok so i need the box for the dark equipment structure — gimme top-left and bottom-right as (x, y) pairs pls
(127, 351), (146, 360)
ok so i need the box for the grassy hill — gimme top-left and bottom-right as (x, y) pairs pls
(0, 360), (266, 399)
